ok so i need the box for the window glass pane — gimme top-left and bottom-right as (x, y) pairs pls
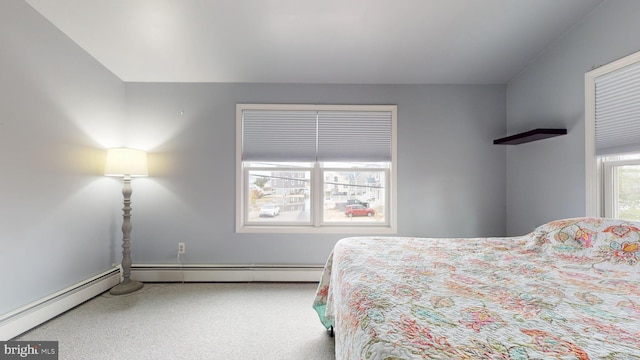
(616, 164), (640, 221)
(247, 170), (310, 223)
(322, 170), (386, 224)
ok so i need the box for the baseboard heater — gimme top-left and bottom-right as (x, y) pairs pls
(0, 268), (121, 341)
(131, 264), (324, 283)
(0, 265), (323, 340)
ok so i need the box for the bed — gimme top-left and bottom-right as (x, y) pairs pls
(313, 217), (640, 359)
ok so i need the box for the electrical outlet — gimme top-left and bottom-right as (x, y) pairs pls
(178, 242), (185, 254)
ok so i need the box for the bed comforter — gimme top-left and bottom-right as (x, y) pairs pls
(313, 217), (640, 359)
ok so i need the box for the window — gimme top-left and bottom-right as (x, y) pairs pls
(236, 104), (397, 234)
(602, 154), (640, 221)
(585, 50), (640, 218)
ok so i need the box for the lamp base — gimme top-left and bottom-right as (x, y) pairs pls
(110, 279), (144, 295)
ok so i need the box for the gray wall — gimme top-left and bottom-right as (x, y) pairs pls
(5, 0), (640, 325)
(0, 1), (125, 315)
(506, 0), (640, 235)
(125, 83), (506, 265)
(1, 0), (507, 316)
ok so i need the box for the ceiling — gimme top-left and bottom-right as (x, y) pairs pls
(25, 0), (603, 84)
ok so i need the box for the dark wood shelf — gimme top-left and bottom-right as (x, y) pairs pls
(493, 128), (567, 145)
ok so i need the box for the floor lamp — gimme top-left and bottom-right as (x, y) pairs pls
(105, 148), (148, 295)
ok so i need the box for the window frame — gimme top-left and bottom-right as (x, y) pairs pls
(585, 50), (640, 216)
(236, 104), (397, 234)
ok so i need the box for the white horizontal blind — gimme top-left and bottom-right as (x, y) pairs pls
(242, 110), (317, 161)
(317, 111), (392, 161)
(595, 60), (640, 155)
(242, 108), (392, 162)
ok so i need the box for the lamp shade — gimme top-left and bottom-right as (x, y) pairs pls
(104, 148), (148, 177)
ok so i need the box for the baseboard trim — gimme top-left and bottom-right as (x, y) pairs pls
(0, 268), (121, 341)
(131, 264), (324, 283)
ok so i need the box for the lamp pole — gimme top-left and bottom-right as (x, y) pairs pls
(110, 175), (144, 295)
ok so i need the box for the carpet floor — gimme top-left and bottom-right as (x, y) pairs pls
(14, 282), (335, 360)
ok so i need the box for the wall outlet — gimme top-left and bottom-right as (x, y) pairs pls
(178, 242), (186, 254)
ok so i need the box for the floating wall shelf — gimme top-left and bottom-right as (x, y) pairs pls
(493, 128), (567, 145)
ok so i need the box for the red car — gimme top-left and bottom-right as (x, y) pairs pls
(345, 204), (375, 217)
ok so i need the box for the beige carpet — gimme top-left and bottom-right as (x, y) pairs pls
(14, 282), (335, 360)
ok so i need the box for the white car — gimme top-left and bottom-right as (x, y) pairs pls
(259, 204), (280, 217)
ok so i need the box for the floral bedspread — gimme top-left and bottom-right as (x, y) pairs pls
(313, 217), (640, 359)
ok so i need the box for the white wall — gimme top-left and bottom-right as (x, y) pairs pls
(0, 0), (125, 315)
(125, 83), (507, 265)
(506, 0), (640, 235)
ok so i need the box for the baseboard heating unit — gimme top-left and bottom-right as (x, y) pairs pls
(131, 264), (324, 283)
(0, 268), (120, 341)
(0, 265), (323, 340)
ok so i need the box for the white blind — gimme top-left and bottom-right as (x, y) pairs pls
(317, 111), (392, 161)
(595, 60), (640, 155)
(242, 110), (318, 161)
(241, 108), (392, 162)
